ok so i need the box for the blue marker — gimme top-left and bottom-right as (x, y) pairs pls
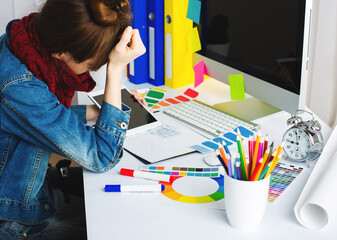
(105, 184), (165, 193)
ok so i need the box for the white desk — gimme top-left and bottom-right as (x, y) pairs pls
(83, 79), (334, 240)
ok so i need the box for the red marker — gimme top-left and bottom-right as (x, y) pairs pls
(120, 168), (176, 183)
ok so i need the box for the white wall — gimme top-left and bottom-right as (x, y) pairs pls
(0, 0), (44, 35)
(307, 0), (337, 127)
(0, 0), (14, 35)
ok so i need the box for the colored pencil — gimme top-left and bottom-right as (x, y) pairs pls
(222, 140), (231, 157)
(217, 142), (228, 167)
(250, 147), (270, 181)
(259, 162), (272, 180)
(262, 142), (274, 169)
(235, 158), (242, 180)
(248, 135), (253, 177)
(232, 156), (237, 179)
(251, 131), (261, 176)
(256, 137), (264, 163)
(215, 149), (228, 174)
(264, 135), (269, 153)
(265, 151), (283, 178)
(250, 158), (263, 181)
(236, 130), (248, 180)
(227, 153), (233, 177)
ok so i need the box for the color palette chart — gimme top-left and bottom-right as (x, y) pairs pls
(268, 162), (304, 203)
(143, 87), (200, 110)
(140, 166), (220, 177)
(140, 166), (223, 204)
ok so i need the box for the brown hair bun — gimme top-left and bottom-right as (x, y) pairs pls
(90, 0), (130, 26)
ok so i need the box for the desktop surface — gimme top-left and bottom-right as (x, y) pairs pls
(83, 79), (334, 240)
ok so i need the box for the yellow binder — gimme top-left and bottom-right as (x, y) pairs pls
(164, 0), (194, 88)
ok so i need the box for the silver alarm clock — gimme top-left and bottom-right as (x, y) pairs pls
(282, 110), (324, 162)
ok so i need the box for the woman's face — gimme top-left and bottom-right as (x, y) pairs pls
(52, 52), (94, 75)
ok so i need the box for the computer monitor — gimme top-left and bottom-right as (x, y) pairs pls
(195, 0), (312, 119)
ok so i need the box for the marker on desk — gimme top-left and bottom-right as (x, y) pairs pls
(120, 168), (175, 183)
(105, 184), (165, 193)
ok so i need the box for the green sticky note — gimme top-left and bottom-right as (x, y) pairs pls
(144, 98), (159, 104)
(146, 90), (165, 99)
(228, 74), (246, 100)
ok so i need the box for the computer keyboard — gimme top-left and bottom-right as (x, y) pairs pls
(163, 100), (259, 136)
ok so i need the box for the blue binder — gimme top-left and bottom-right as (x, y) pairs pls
(128, 0), (148, 84)
(147, 0), (165, 86)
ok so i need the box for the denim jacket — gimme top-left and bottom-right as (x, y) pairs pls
(0, 25), (130, 224)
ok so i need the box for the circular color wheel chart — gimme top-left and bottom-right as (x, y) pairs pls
(161, 175), (224, 204)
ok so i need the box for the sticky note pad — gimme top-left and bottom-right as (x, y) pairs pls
(228, 74), (246, 100)
(166, 98), (180, 104)
(201, 141), (219, 150)
(175, 95), (190, 102)
(146, 90), (165, 99)
(151, 105), (160, 109)
(223, 132), (237, 142)
(158, 101), (170, 107)
(188, 27), (201, 53)
(233, 126), (255, 138)
(152, 87), (167, 92)
(190, 145), (212, 153)
(184, 88), (199, 98)
(187, 0), (201, 24)
(193, 60), (209, 88)
(213, 137), (233, 146)
(145, 98), (159, 104)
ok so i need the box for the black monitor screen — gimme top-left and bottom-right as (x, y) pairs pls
(199, 0), (306, 95)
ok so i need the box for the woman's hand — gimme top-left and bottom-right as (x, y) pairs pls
(131, 90), (148, 107)
(108, 26), (146, 68)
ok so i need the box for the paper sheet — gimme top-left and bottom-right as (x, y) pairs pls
(294, 126), (337, 229)
(123, 112), (208, 163)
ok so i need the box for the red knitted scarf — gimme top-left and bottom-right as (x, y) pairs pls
(9, 13), (96, 108)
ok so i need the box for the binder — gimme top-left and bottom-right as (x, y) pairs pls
(148, 0), (165, 86)
(164, 0), (194, 88)
(128, 0), (148, 84)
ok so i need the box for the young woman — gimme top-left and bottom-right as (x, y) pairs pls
(0, 0), (145, 239)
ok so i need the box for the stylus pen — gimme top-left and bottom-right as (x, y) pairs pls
(120, 168), (174, 183)
(105, 184), (165, 193)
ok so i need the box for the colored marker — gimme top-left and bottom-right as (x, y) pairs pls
(120, 168), (174, 183)
(105, 184), (165, 192)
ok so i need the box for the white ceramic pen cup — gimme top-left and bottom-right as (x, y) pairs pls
(224, 172), (270, 231)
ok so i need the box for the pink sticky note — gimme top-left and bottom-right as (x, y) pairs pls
(193, 60), (209, 88)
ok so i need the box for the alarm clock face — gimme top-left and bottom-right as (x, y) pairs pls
(283, 128), (311, 160)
